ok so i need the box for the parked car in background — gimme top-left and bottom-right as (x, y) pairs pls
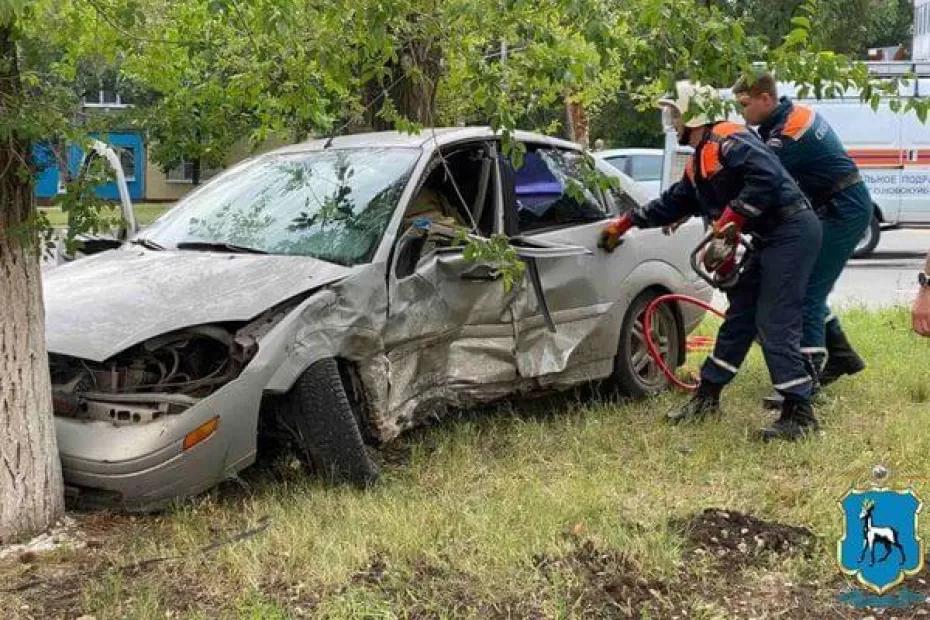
(594, 148), (664, 199)
(44, 127), (712, 510)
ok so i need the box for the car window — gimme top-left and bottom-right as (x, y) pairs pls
(604, 155), (630, 175)
(595, 163), (640, 216)
(142, 148), (420, 265)
(394, 143), (496, 279)
(630, 155), (662, 182)
(513, 149), (607, 233)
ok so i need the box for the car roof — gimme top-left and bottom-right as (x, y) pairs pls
(273, 127), (583, 154)
(594, 148), (663, 159)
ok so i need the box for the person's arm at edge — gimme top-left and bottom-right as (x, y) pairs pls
(913, 250), (930, 337)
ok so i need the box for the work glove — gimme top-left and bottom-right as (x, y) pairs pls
(712, 206), (746, 240)
(598, 213), (634, 253)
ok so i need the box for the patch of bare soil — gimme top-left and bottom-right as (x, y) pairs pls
(11, 506), (930, 619)
(359, 553), (546, 619)
(534, 540), (689, 619)
(672, 507), (818, 575)
(0, 511), (262, 619)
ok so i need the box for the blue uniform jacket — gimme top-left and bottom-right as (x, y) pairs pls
(756, 97), (860, 206)
(631, 122), (806, 232)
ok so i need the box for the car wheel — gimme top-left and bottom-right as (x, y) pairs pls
(280, 358), (379, 487)
(613, 291), (682, 398)
(852, 214), (880, 258)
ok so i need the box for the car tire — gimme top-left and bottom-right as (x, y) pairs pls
(852, 214), (880, 258)
(281, 358), (379, 487)
(612, 290), (682, 399)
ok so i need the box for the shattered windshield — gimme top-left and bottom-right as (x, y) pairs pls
(143, 148), (420, 265)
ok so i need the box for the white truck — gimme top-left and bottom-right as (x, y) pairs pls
(659, 62), (930, 257)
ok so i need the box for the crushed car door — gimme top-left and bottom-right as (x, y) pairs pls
(502, 146), (641, 381)
(382, 141), (519, 426)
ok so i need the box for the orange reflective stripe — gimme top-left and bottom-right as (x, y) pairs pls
(700, 142), (723, 179)
(782, 104), (815, 139)
(711, 121), (746, 138)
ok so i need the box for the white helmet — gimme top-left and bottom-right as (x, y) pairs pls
(658, 80), (723, 128)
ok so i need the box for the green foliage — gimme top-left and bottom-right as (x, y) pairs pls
(456, 229), (526, 293)
(0, 0), (27, 24)
(710, 0), (912, 57)
(57, 154), (122, 253)
(5, 0), (930, 278)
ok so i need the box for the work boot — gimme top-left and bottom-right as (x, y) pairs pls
(761, 352), (824, 410)
(820, 319), (865, 386)
(758, 399), (820, 442)
(666, 381), (722, 424)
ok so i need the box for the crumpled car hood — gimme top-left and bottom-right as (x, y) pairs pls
(44, 249), (356, 361)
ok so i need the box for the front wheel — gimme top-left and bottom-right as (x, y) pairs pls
(278, 358), (379, 487)
(612, 291), (683, 398)
(852, 214), (880, 258)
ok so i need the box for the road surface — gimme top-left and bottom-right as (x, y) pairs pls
(832, 227), (928, 308)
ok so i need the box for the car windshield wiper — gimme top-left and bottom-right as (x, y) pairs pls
(175, 240), (269, 254)
(129, 237), (165, 251)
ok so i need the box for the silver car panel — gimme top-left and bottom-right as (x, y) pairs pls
(44, 249), (355, 361)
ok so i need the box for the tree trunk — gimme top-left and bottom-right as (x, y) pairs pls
(364, 37), (442, 131)
(565, 98), (590, 148)
(0, 23), (65, 544)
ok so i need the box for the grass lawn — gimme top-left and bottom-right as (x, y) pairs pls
(40, 203), (172, 228)
(2, 307), (929, 618)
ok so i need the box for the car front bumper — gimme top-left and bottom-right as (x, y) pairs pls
(56, 377), (262, 511)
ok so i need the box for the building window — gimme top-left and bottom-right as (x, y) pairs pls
(166, 159), (219, 184)
(82, 90), (131, 108)
(166, 160), (195, 183)
(116, 147), (136, 182)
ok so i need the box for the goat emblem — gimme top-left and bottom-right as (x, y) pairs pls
(858, 498), (906, 566)
(838, 489), (923, 594)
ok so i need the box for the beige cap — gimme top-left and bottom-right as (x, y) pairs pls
(657, 80), (723, 128)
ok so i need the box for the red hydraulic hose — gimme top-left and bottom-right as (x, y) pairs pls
(642, 293), (726, 392)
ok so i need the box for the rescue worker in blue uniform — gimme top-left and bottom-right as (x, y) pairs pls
(733, 73), (871, 406)
(600, 81), (823, 441)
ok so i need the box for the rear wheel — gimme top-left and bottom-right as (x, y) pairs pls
(278, 358), (379, 487)
(852, 213), (880, 258)
(613, 291), (682, 398)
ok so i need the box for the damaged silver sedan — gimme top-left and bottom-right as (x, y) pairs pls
(44, 128), (712, 509)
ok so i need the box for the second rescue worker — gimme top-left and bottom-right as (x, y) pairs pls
(733, 72), (871, 407)
(600, 81), (823, 441)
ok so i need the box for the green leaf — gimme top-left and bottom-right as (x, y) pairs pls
(0, 0), (28, 25)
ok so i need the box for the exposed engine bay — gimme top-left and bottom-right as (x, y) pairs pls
(50, 325), (259, 426)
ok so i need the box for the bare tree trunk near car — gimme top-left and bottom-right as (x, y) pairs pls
(0, 23), (65, 544)
(364, 37), (442, 130)
(565, 98), (590, 148)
